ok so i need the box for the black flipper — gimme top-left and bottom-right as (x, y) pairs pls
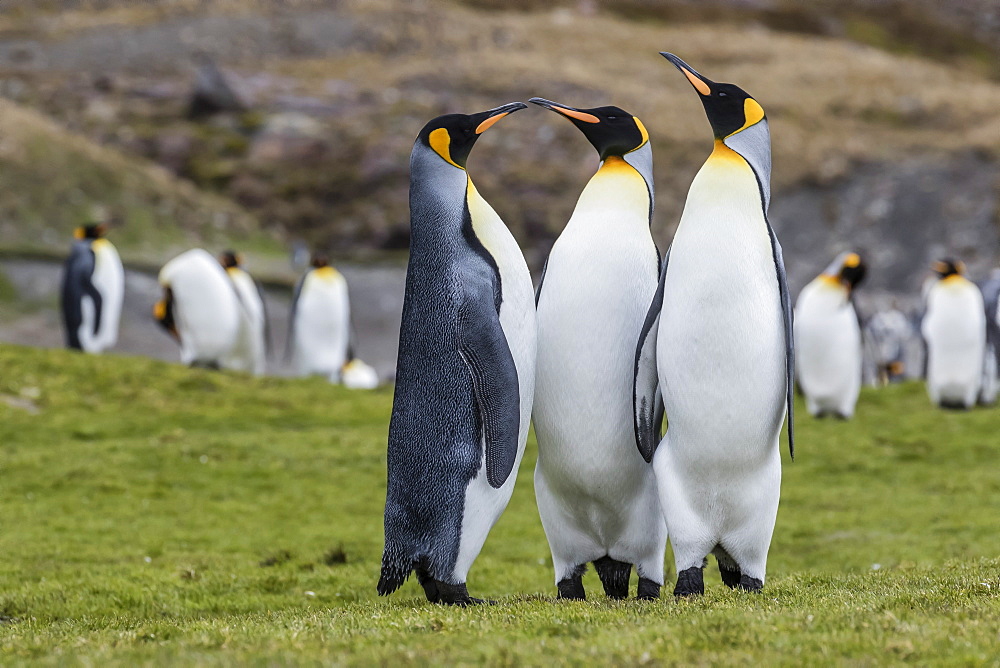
(60, 243), (102, 349)
(285, 270), (308, 363)
(766, 225), (795, 460)
(534, 249), (550, 306)
(633, 246), (669, 463)
(458, 291), (520, 489)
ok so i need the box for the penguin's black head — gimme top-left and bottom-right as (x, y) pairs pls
(75, 223), (107, 240)
(310, 252), (329, 269)
(529, 98), (648, 161)
(416, 102), (527, 169)
(932, 258), (965, 278)
(661, 52), (765, 140)
(838, 252), (867, 289)
(219, 250), (241, 269)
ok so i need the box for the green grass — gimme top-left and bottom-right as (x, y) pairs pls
(0, 345), (998, 665)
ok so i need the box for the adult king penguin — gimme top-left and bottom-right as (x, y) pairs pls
(287, 253), (351, 382)
(379, 102), (536, 605)
(795, 252), (866, 419)
(921, 259), (985, 409)
(529, 97), (666, 600)
(220, 250), (268, 376)
(155, 248), (242, 369)
(60, 223), (124, 353)
(633, 53), (794, 596)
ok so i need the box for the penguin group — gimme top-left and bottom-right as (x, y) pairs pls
(380, 52), (793, 604)
(59, 227), (377, 386)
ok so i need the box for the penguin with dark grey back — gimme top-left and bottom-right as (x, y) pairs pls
(529, 97), (666, 601)
(61, 223), (124, 353)
(634, 53), (794, 597)
(378, 103), (536, 606)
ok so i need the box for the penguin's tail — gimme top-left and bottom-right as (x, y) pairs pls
(377, 545), (416, 596)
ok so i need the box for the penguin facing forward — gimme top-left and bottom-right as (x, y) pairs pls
(795, 252), (867, 419)
(921, 259), (985, 409)
(287, 253), (351, 382)
(220, 250), (268, 376)
(154, 248), (242, 369)
(529, 97), (666, 600)
(379, 103), (536, 605)
(633, 53), (794, 596)
(60, 223), (124, 353)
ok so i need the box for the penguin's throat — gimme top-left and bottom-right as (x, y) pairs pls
(708, 139), (746, 165)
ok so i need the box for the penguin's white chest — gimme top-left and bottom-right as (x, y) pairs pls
(657, 149), (785, 456)
(795, 279), (862, 413)
(294, 269), (351, 377)
(87, 239), (124, 351)
(922, 278), (985, 405)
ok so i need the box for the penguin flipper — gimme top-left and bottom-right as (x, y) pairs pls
(534, 251), (550, 306)
(61, 244), (101, 348)
(458, 296), (520, 489)
(633, 246), (669, 463)
(767, 225), (795, 460)
(285, 272), (307, 363)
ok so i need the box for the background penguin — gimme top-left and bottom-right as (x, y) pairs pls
(154, 248), (242, 369)
(975, 268), (1000, 405)
(287, 253), (351, 382)
(60, 223), (124, 353)
(863, 308), (916, 386)
(920, 259), (985, 409)
(340, 358), (380, 390)
(378, 102), (536, 605)
(795, 252), (867, 419)
(529, 97), (666, 600)
(219, 250), (268, 376)
(633, 53), (794, 596)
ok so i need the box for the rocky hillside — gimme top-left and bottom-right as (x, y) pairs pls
(0, 0), (998, 292)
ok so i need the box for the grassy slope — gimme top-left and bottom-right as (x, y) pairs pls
(0, 99), (284, 270)
(0, 345), (998, 664)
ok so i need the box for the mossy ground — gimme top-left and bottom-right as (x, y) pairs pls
(0, 345), (998, 665)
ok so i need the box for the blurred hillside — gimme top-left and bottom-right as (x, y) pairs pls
(0, 0), (998, 291)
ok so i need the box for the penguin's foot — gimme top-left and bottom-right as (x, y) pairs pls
(673, 566), (705, 598)
(593, 556), (631, 599)
(737, 575), (763, 592)
(719, 566), (742, 589)
(427, 580), (487, 606)
(636, 577), (661, 600)
(713, 548), (741, 589)
(557, 574), (586, 600)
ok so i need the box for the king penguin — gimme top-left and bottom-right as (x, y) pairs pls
(154, 248), (242, 369)
(60, 223), (124, 353)
(287, 253), (351, 382)
(378, 102), (536, 605)
(633, 53), (794, 596)
(920, 259), (985, 409)
(529, 97), (666, 600)
(795, 252), (867, 419)
(220, 250), (268, 376)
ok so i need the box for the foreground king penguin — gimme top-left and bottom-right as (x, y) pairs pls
(795, 252), (867, 419)
(634, 53), (794, 596)
(379, 103), (536, 605)
(921, 259), (985, 409)
(60, 223), (124, 353)
(529, 97), (666, 599)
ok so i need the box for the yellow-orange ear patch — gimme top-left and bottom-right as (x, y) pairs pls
(554, 107), (600, 124)
(153, 301), (166, 320)
(844, 253), (861, 268)
(681, 67), (711, 96)
(632, 117), (649, 149)
(475, 112), (508, 134)
(73, 227), (84, 240)
(429, 127), (462, 169)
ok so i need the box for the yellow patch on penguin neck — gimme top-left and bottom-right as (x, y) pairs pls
(428, 127), (463, 170)
(313, 265), (340, 280)
(940, 274), (967, 286)
(819, 274), (846, 290)
(707, 139), (746, 165)
(597, 155), (636, 175)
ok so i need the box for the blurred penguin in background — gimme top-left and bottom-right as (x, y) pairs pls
(340, 358), (380, 390)
(154, 248), (243, 370)
(795, 252), (866, 419)
(863, 308), (917, 386)
(60, 222), (124, 353)
(220, 250), (267, 376)
(288, 253), (351, 382)
(975, 268), (1000, 405)
(921, 259), (985, 410)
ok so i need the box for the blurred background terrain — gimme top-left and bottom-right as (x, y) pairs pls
(0, 0), (998, 372)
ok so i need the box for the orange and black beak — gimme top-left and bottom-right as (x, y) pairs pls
(470, 101), (528, 135)
(660, 52), (714, 97)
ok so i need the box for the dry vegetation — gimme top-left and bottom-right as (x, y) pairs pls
(1, 0), (999, 255)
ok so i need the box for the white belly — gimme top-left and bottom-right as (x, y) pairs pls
(532, 159), (662, 558)
(293, 270), (351, 379)
(795, 279), (862, 416)
(225, 269), (267, 376)
(451, 180), (536, 582)
(922, 278), (985, 407)
(80, 239), (124, 353)
(159, 249), (241, 366)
